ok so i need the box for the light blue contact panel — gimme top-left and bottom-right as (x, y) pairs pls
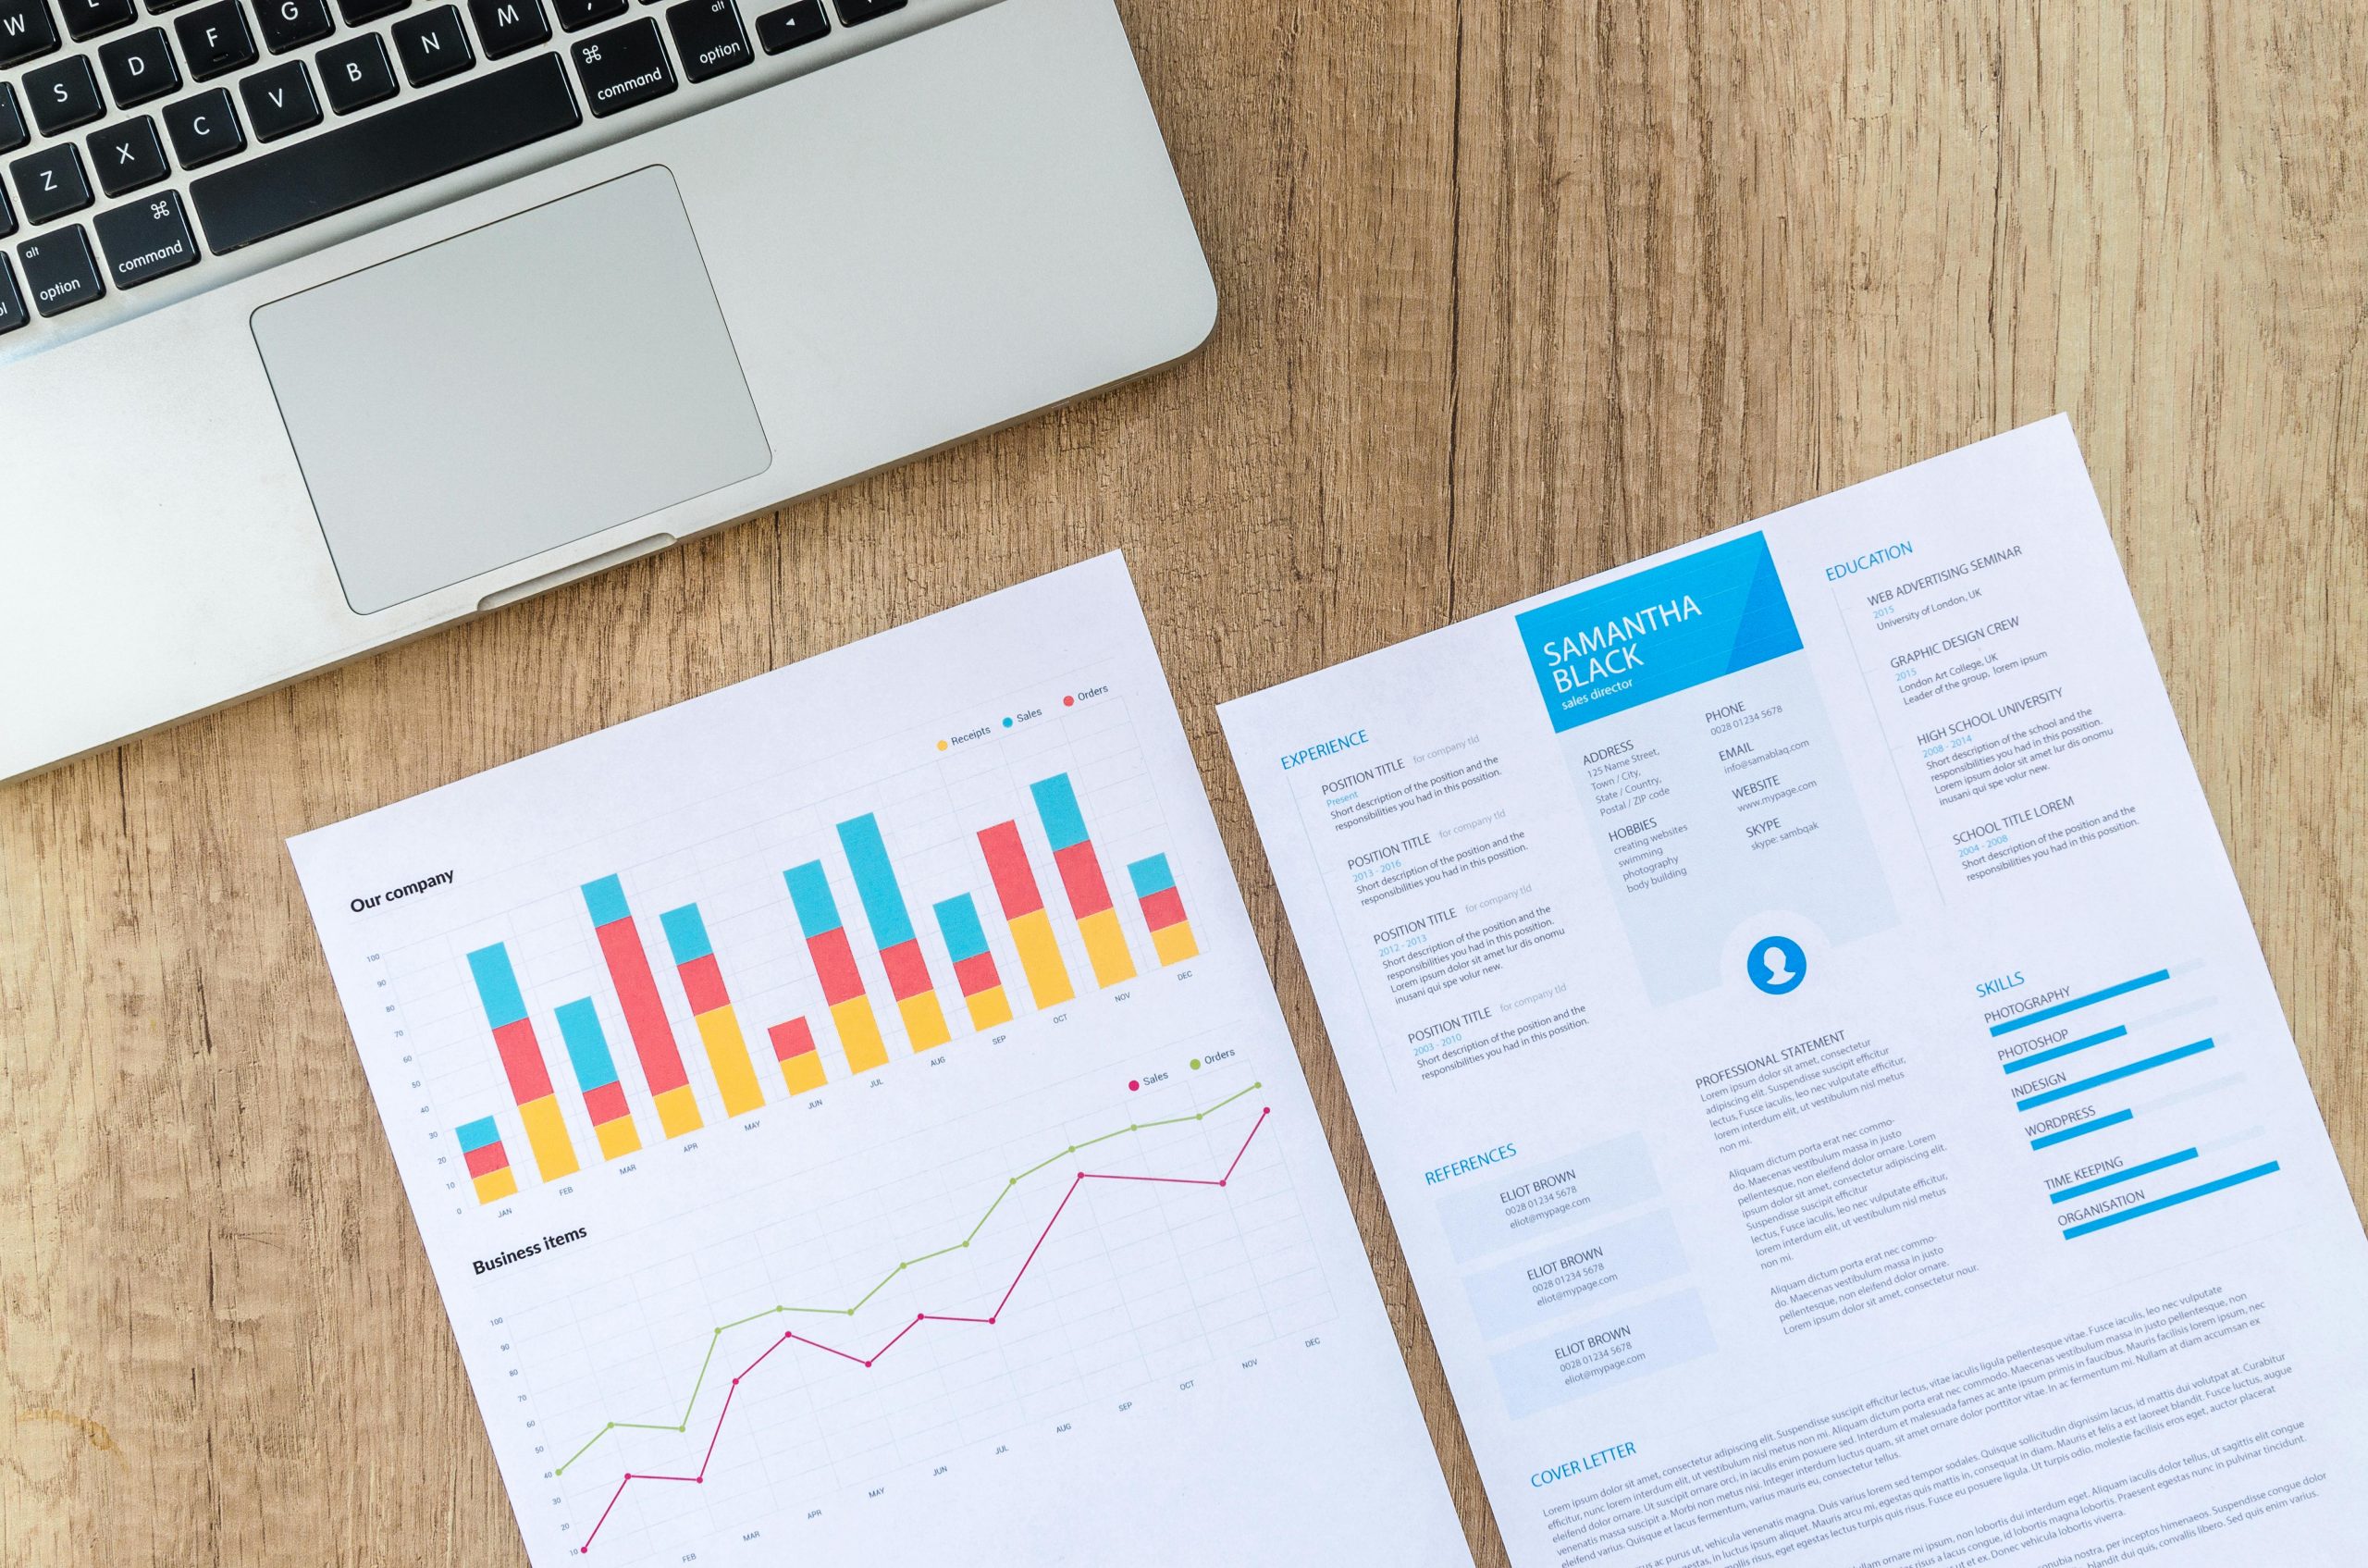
(658, 903), (712, 964)
(932, 895), (990, 962)
(465, 944), (528, 1028)
(1991, 969), (2170, 1036)
(554, 998), (621, 1092)
(784, 861), (843, 937)
(1127, 853), (1177, 898)
(2006, 1025), (2127, 1073)
(1489, 1289), (1717, 1420)
(581, 873), (631, 929)
(456, 1116), (501, 1152)
(2016, 1039), (2214, 1110)
(835, 814), (917, 948)
(2031, 1109), (2132, 1150)
(2049, 1148), (2197, 1204)
(2063, 1161), (2282, 1240)
(1030, 774), (1090, 852)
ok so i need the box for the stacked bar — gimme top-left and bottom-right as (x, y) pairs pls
(658, 904), (767, 1117)
(932, 894), (1014, 1030)
(785, 862), (891, 1074)
(976, 820), (1076, 1007)
(554, 999), (643, 1161)
(835, 814), (953, 1050)
(1126, 854), (1199, 965)
(581, 875), (704, 1139)
(465, 943), (579, 1180)
(1030, 773), (1136, 988)
(457, 1117), (517, 1204)
(767, 1018), (829, 1095)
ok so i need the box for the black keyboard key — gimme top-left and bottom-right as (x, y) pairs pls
(752, 0), (820, 53)
(240, 57), (317, 137)
(99, 26), (179, 105)
(18, 222), (101, 314)
(334, 0), (398, 20)
(0, 0), (59, 67)
(664, 0), (744, 80)
(0, 181), (14, 236)
(571, 16), (667, 116)
(551, 0), (615, 30)
(174, 0), (254, 76)
(11, 142), (89, 222)
(0, 254), (24, 331)
(467, 0), (543, 56)
(88, 113), (166, 194)
(191, 51), (579, 251)
(26, 54), (103, 132)
(254, 0), (327, 50)
(162, 86), (243, 164)
(0, 83), (24, 151)
(61, 0), (134, 37)
(391, 3), (468, 83)
(93, 186), (196, 284)
(145, 0), (199, 11)
(317, 31), (393, 111)
(830, 0), (895, 22)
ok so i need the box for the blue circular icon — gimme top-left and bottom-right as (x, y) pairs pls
(1747, 935), (1807, 995)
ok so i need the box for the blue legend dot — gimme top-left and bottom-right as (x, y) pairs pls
(1003, 717), (1014, 728)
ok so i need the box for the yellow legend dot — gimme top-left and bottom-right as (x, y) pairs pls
(936, 739), (949, 751)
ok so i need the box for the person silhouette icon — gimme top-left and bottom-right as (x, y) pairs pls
(1747, 935), (1807, 995)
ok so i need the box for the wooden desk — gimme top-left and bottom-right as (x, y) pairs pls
(5, 5), (2362, 1562)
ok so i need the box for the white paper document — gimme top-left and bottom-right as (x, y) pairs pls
(1218, 419), (2368, 1567)
(290, 555), (1471, 1567)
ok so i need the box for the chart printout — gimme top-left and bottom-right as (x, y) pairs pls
(289, 556), (1472, 1568)
(1217, 419), (2368, 1568)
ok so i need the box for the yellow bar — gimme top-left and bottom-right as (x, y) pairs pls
(694, 1005), (767, 1117)
(1006, 907), (1074, 1007)
(897, 991), (952, 1051)
(518, 1093), (580, 1181)
(778, 1049), (828, 1096)
(593, 1116), (641, 1161)
(1077, 907), (1137, 988)
(832, 995), (890, 1075)
(651, 1083), (703, 1139)
(961, 984), (1014, 1031)
(473, 1167), (518, 1204)
(1151, 921), (1200, 967)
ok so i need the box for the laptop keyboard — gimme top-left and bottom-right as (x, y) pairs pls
(0, 0), (912, 342)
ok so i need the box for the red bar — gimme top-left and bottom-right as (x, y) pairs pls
(953, 951), (1000, 997)
(492, 1018), (556, 1103)
(978, 821), (1047, 917)
(879, 940), (932, 1001)
(583, 1080), (631, 1125)
(768, 1019), (817, 1062)
(1140, 886), (1187, 931)
(807, 927), (866, 1005)
(1053, 841), (1115, 917)
(463, 1141), (510, 1178)
(677, 952), (731, 1016)
(596, 918), (693, 1097)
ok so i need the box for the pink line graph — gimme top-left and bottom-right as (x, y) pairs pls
(579, 1106), (1273, 1552)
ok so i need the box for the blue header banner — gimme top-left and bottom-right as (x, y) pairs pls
(1514, 532), (1802, 731)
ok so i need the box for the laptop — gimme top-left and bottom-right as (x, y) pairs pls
(0, 0), (1215, 783)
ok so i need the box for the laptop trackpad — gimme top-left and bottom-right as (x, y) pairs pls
(252, 167), (771, 616)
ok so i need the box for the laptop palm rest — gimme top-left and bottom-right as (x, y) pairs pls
(251, 166), (771, 616)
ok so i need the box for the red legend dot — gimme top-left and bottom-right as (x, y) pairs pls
(1064, 695), (1076, 707)
(1128, 1080), (1141, 1092)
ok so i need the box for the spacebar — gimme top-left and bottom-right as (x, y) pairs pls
(191, 55), (583, 255)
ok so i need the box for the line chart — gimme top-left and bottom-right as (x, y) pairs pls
(575, 1105), (1276, 1553)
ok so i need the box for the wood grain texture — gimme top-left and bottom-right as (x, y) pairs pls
(4, 3), (2363, 1563)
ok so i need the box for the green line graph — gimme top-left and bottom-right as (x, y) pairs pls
(552, 1081), (1265, 1476)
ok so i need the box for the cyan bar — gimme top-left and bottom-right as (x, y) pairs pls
(932, 894), (990, 962)
(1030, 773), (1090, 851)
(466, 944), (529, 1028)
(1127, 853), (1177, 898)
(456, 1116), (501, 1152)
(658, 904), (713, 965)
(2005, 1025), (2128, 1073)
(554, 998), (621, 1091)
(2049, 1148), (2198, 1204)
(2063, 1161), (2281, 1240)
(580, 873), (631, 929)
(2030, 1109), (2132, 1150)
(1991, 969), (2171, 1036)
(835, 814), (917, 948)
(2016, 1039), (2214, 1111)
(784, 861), (842, 937)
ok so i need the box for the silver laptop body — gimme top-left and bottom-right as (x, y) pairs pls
(0, 0), (1215, 782)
